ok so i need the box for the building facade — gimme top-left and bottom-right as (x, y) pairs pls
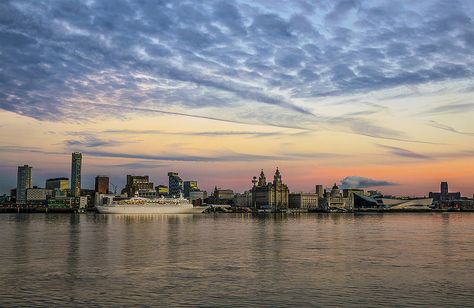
(234, 191), (252, 207)
(251, 168), (289, 209)
(155, 185), (169, 196)
(183, 181), (199, 198)
(70, 152), (82, 197)
(168, 172), (183, 197)
(189, 190), (206, 206)
(26, 188), (53, 205)
(325, 184), (347, 210)
(46, 177), (69, 192)
(214, 187), (234, 201)
(289, 192), (319, 209)
(315, 185), (324, 198)
(429, 182), (461, 201)
(95, 176), (109, 194)
(123, 175), (154, 197)
(16, 165), (32, 204)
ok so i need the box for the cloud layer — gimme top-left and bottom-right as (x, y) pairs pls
(0, 0), (473, 127)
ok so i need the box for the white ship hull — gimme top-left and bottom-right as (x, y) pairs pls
(96, 205), (207, 214)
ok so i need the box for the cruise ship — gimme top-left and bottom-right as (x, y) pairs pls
(96, 194), (207, 214)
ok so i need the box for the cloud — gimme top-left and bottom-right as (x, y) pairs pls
(100, 129), (297, 138)
(377, 144), (432, 160)
(0, 0), (473, 141)
(82, 149), (283, 162)
(325, 0), (360, 23)
(429, 120), (474, 136)
(111, 162), (167, 169)
(340, 176), (397, 189)
(427, 103), (474, 114)
(64, 136), (126, 148)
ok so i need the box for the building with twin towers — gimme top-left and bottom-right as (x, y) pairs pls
(251, 168), (289, 209)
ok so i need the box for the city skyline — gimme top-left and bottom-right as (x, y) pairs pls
(1, 153), (471, 198)
(1, 1), (474, 196)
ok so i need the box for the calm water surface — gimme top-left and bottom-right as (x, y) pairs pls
(0, 213), (473, 307)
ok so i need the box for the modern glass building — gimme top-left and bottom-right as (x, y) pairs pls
(183, 181), (198, 198)
(70, 152), (82, 197)
(168, 172), (183, 197)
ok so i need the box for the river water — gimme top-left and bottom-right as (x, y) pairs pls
(0, 213), (473, 307)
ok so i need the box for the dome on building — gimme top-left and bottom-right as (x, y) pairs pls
(331, 183), (341, 197)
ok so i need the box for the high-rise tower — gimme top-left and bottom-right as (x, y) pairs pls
(70, 152), (82, 197)
(16, 165), (32, 204)
(440, 181), (448, 199)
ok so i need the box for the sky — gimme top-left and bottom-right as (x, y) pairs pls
(1, 0), (473, 196)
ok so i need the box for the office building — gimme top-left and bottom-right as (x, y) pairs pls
(46, 177), (69, 191)
(213, 187), (234, 201)
(289, 192), (319, 209)
(189, 190), (206, 206)
(26, 188), (53, 205)
(46, 177), (69, 197)
(234, 191), (252, 207)
(16, 165), (32, 204)
(70, 152), (82, 197)
(168, 172), (183, 197)
(155, 185), (169, 196)
(183, 181), (199, 198)
(122, 175), (153, 197)
(95, 176), (109, 194)
(251, 168), (289, 209)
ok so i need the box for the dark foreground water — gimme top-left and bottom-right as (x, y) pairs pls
(0, 213), (473, 307)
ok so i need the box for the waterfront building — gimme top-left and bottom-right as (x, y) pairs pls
(46, 177), (69, 192)
(48, 196), (87, 209)
(155, 185), (169, 196)
(168, 172), (183, 197)
(251, 168), (289, 209)
(429, 182), (461, 201)
(16, 165), (32, 204)
(213, 187), (234, 201)
(315, 185), (324, 198)
(353, 194), (380, 208)
(289, 192), (319, 209)
(26, 188), (53, 205)
(46, 178), (69, 197)
(378, 197), (433, 209)
(234, 191), (252, 207)
(343, 188), (364, 198)
(189, 190), (206, 206)
(70, 152), (82, 197)
(122, 175), (154, 197)
(343, 189), (365, 209)
(183, 181), (199, 198)
(95, 176), (109, 194)
(325, 183), (347, 211)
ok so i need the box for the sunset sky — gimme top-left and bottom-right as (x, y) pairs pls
(1, 0), (473, 196)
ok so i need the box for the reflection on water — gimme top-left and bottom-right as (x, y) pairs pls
(1, 213), (474, 307)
